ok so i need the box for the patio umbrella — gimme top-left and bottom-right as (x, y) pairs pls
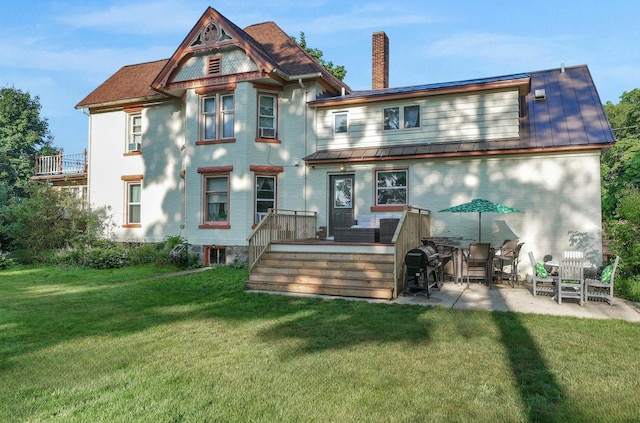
(438, 198), (524, 242)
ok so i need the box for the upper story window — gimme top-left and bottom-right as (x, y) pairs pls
(334, 112), (348, 133)
(258, 94), (277, 139)
(202, 93), (234, 141)
(375, 169), (407, 206)
(383, 105), (420, 130)
(128, 113), (142, 152)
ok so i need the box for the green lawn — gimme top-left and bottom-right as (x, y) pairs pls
(1, 265), (639, 422)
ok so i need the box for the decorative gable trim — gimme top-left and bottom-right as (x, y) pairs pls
(151, 7), (276, 92)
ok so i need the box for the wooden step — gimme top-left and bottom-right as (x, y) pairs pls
(245, 279), (394, 300)
(246, 249), (397, 300)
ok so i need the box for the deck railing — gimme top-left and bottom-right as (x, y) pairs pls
(35, 150), (87, 176)
(392, 206), (431, 297)
(247, 209), (318, 270)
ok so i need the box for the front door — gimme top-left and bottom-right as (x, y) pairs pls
(329, 174), (354, 236)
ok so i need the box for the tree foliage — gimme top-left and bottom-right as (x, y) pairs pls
(0, 183), (103, 262)
(602, 89), (640, 277)
(292, 32), (347, 81)
(602, 89), (640, 219)
(0, 86), (54, 199)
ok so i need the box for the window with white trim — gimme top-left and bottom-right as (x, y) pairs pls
(255, 175), (276, 223)
(127, 182), (141, 224)
(258, 94), (277, 139)
(128, 113), (141, 151)
(383, 105), (420, 130)
(202, 93), (235, 140)
(204, 175), (229, 223)
(375, 170), (407, 206)
(334, 112), (348, 133)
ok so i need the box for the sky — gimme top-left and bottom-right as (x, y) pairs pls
(1, 0), (639, 153)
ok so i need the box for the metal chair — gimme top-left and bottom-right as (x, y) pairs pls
(585, 256), (619, 305)
(557, 256), (585, 306)
(494, 240), (524, 287)
(463, 243), (492, 288)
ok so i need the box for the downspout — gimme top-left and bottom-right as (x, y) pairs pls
(298, 78), (308, 212)
(81, 107), (91, 207)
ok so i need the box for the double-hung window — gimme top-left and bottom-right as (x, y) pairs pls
(128, 113), (142, 152)
(375, 170), (408, 206)
(204, 175), (229, 224)
(258, 94), (277, 139)
(127, 182), (141, 224)
(255, 175), (276, 223)
(383, 105), (420, 130)
(202, 93), (234, 141)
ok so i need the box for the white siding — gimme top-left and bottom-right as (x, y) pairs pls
(88, 101), (184, 242)
(316, 90), (520, 150)
(304, 150), (603, 267)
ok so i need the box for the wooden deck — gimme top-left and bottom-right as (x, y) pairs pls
(246, 241), (397, 300)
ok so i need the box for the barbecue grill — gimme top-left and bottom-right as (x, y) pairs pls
(404, 245), (443, 298)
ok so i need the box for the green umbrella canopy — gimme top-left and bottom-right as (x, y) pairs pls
(439, 199), (524, 242)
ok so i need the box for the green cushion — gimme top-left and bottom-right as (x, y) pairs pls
(600, 265), (613, 284)
(535, 262), (547, 278)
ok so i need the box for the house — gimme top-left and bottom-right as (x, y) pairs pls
(75, 6), (614, 293)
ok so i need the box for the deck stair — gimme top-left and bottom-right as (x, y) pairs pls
(246, 244), (396, 300)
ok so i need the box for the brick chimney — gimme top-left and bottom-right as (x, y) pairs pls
(372, 31), (389, 90)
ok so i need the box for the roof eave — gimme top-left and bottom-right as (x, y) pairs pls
(309, 77), (530, 108)
(75, 94), (167, 111)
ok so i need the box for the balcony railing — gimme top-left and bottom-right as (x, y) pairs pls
(35, 150), (87, 176)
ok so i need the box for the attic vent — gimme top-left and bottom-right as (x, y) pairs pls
(208, 57), (222, 75)
(533, 88), (546, 100)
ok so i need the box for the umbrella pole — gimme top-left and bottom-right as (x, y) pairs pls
(478, 212), (482, 242)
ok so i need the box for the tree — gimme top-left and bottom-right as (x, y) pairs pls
(602, 89), (640, 218)
(0, 86), (54, 199)
(292, 32), (347, 81)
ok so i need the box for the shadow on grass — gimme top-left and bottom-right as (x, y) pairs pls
(0, 266), (591, 421)
(491, 311), (568, 421)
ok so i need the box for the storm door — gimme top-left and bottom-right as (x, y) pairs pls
(329, 174), (354, 236)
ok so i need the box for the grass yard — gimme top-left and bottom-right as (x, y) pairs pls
(1, 265), (639, 422)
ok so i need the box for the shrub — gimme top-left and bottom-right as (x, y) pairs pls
(85, 245), (128, 269)
(0, 253), (14, 269)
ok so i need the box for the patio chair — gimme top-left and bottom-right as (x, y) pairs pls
(494, 240), (524, 287)
(585, 255), (619, 305)
(528, 252), (555, 296)
(463, 242), (492, 288)
(563, 250), (584, 259)
(557, 256), (585, 306)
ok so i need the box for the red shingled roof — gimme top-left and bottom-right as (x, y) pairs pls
(76, 60), (168, 109)
(243, 22), (348, 90)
